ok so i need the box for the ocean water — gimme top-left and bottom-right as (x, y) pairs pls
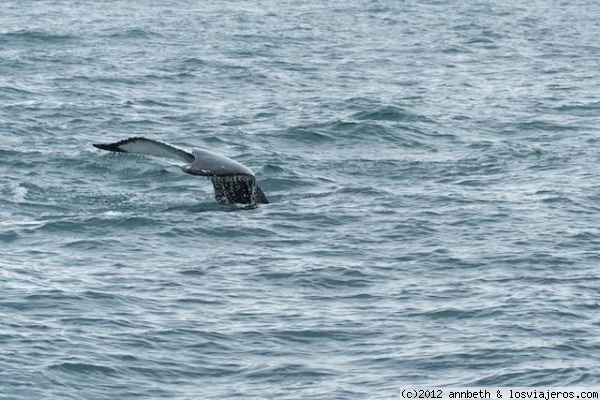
(1, 0), (600, 398)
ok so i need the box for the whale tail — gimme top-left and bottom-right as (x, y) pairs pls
(255, 185), (269, 204)
(210, 175), (269, 205)
(93, 137), (268, 205)
(93, 137), (195, 163)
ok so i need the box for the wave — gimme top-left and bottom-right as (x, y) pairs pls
(0, 29), (77, 44)
(351, 104), (434, 123)
(282, 118), (451, 151)
(102, 28), (164, 40)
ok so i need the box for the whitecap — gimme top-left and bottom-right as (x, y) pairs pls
(10, 183), (27, 202)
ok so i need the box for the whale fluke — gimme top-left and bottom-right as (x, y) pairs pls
(93, 137), (195, 163)
(93, 137), (268, 205)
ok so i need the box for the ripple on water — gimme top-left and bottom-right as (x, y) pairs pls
(2, 0), (600, 398)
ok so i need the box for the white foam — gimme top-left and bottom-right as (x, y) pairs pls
(103, 211), (124, 217)
(10, 183), (27, 202)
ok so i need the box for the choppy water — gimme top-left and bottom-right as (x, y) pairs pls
(2, 0), (600, 398)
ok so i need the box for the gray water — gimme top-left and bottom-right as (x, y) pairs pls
(2, 1), (600, 398)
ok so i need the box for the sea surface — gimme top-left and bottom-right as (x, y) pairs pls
(2, 0), (600, 398)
